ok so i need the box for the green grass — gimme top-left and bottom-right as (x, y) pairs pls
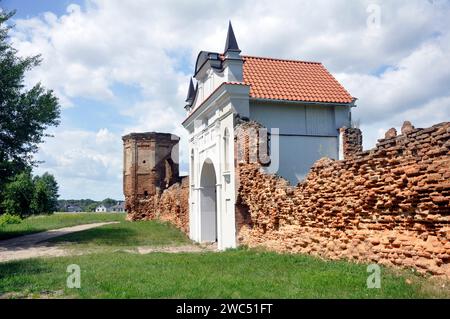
(47, 220), (191, 251)
(0, 249), (447, 299)
(0, 213), (126, 240)
(0, 214), (448, 299)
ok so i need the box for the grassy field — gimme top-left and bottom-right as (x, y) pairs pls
(1, 249), (448, 299)
(0, 213), (126, 240)
(0, 213), (448, 299)
(47, 219), (191, 251)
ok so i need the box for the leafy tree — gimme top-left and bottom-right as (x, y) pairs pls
(1, 170), (34, 217)
(2, 171), (59, 216)
(31, 172), (59, 214)
(0, 9), (61, 200)
(38, 172), (59, 211)
(31, 177), (50, 214)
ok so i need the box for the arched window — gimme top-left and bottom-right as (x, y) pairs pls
(223, 128), (230, 171)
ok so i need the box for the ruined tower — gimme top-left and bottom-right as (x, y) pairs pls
(122, 132), (180, 208)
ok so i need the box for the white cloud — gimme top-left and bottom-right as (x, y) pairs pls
(338, 32), (450, 148)
(33, 128), (122, 200)
(11, 0), (450, 198)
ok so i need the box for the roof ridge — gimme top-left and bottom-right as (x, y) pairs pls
(242, 55), (322, 64)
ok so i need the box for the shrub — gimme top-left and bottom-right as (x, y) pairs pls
(0, 213), (23, 226)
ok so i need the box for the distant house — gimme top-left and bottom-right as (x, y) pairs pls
(95, 205), (109, 212)
(110, 201), (125, 213)
(66, 205), (82, 213)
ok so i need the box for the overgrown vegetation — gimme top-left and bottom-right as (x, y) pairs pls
(0, 213), (22, 226)
(0, 9), (60, 216)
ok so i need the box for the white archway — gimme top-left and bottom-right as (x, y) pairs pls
(200, 158), (217, 242)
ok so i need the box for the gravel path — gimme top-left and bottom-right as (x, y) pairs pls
(0, 222), (119, 262)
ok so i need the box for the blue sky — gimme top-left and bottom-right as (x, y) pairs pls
(4, 0), (450, 200)
(3, 0), (83, 18)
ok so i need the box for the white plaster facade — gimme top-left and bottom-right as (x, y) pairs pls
(182, 48), (249, 250)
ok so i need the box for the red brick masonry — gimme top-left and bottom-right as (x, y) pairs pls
(126, 177), (189, 234)
(236, 121), (450, 277)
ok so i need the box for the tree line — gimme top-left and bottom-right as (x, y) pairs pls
(1, 9), (61, 219)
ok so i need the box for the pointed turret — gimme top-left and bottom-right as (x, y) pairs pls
(224, 21), (241, 54)
(184, 78), (196, 111)
(222, 21), (243, 82)
(185, 78), (195, 103)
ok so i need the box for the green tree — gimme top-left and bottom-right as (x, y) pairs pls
(31, 177), (50, 214)
(31, 172), (59, 214)
(40, 172), (59, 212)
(0, 9), (61, 202)
(1, 170), (34, 217)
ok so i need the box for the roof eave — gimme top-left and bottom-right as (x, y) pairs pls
(250, 97), (355, 107)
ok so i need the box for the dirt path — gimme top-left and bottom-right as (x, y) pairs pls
(0, 222), (119, 262)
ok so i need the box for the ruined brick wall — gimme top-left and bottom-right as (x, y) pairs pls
(123, 131), (189, 234)
(158, 176), (190, 233)
(236, 121), (450, 276)
(123, 132), (180, 199)
(340, 127), (363, 159)
(126, 176), (190, 234)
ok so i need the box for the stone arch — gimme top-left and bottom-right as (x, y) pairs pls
(200, 158), (217, 242)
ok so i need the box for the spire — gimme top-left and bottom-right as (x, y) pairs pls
(224, 21), (240, 53)
(185, 78), (195, 103)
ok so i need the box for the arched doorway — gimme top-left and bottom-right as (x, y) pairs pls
(200, 159), (217, 242)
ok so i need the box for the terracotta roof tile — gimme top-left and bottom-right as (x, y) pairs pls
(242, 55), (354, 104)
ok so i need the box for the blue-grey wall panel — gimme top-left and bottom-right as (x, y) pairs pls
(271, 135), (338, 185)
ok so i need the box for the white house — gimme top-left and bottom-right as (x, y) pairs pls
(182, 22), (356, 250)
(95, 204), (108, 213)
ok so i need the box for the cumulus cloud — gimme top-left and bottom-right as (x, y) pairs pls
(9, 0), (450, 198)
(33, 128), (122, 200)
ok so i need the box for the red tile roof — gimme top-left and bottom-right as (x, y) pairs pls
(242, 55), (354, 104)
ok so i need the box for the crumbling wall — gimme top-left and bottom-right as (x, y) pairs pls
(126, 176), (190, 234)
(123, 131), (189, 234)
(123, 132), (180, 201)
(340, 126), (363, 158)
(158, 177), (190, 233)
(236, 121), (450, 276)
